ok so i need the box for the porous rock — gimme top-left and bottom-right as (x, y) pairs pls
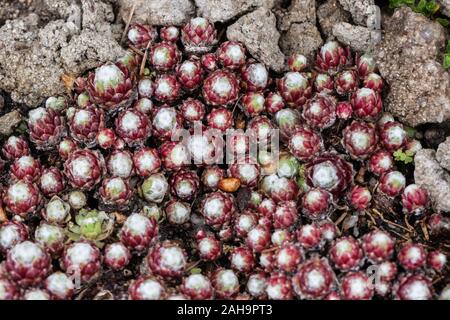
(118, 0), (195, 26)
(414, 149), (450, 213)
(227, 8), (285, 72)
(280, 22), (323, 59)
(317, 0), (350, 39)
(332, 22), (380, 52)
(436, 137), (450, 172)
(374, 7), (450, 126)
(196, 0), (274, 23)
(0, 1), (125, 107)
(274, 0), (316, 31)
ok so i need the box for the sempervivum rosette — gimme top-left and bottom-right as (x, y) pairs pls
(149, 42), (181, 72)
(302, 94), (336, 130)
(38, 167), (65, 198)
(265, 92), (285, 113)
(292, 257), (336, 300)
(211, 269), (240, 299)
(6, 241), (51, 286)
(107, 150), (134, 179)
(181, 274), (213, 300)
(356, 53), (376, 78)
(159, 141), (190, 171)
(217, 41), (246, 70)
(334, 69), (359, 96)
(34, 222), (65, 257)
(241, 62), (269, 92)
(2, 136), (30, 160)
(127, 23), (158, 49)
(401, 184), (429, 215)
(133, 147), (161, 177)
(28, 107), (66, 151)
(202, 69), (239, 106)
(61, 241), (101, 282)
(277, 72), (312, 108)
(179, 98), (206, 124)
(341, 121), (378, 160)
(181, 17), (217, 54)
(3, 180), (42, 216)
(302, 188), (334, 220)
(393, 274), (433, 300)
(274, 108), (302, 142)
(147, 241), (187, 278)
(314, 73), (334, 94)
(316, 41), (352, 75)
(64, 149), (106, 191)
(329, 236), (364, 271)
(361, 229), (394, 263)
(305, 152), (354, 197)
(115, 108), (151, 147)
(259, 174), (299, 203)
(86, 62), (136, 113)
(67, 105), (104, 147)
(128, 276), (166, 300)
(119, 213), (158, 251)
(169, 169), (200, 201)
(340, 272), (374, 300)
(160, 26), (179, 42)
(200, 191), (236, 229)
(228, 161), (260, 188)
(351, 88), (382, 122)
(151, 105), (183, 141)
(10, 155), (42, 182)
(98, 177), (133, 210)
(176, 59), (204, 91)
(379, 121), (407, 152)
(0, 221), (29, 253)
(153, 74), (181, 103)
(241, 92), (265, 117)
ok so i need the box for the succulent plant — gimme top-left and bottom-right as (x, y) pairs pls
(351, 88), (382, 122)
(302, 94), (337, 130)
(203, 69), (239, 106)
(119, 213), (158, 251)
(44, 272), (75, 300)
(292, 257), (336, 299)
(67, 105), (105, 147)
(397, 242), (427, 271)
(401, 184), (429, 215)
(6, 241), (51, 286)
(35, 222), (66, 256)
(39, 167), (66, 197)
(67, 209), (115, 246)
(181, 17), (217, 54)
(115, 108), (151, 147)
(329, 236), (364, 271)
(302, 188), (334, 220)
(64, 149), (106, 191)
(153, 74), (181, 103)
(342, 121), (378, 160)
(340, 272), (374, 300)
(86, 63), (136, 113)
(335, 70), (359, 95)
(266, 272), (293, 300)
(212, 269), (239, 299)
(127, 23), (157, 49)
(0, 221), (29, 253)
(379, 170), (406, 197)
(128, 276), (166, 300)
(316, 41), (352, 74)
(3, 180), (42, 216)
(28, 107), (66, 150)
(393, 274), (433, 300)
(277, 72), (312, 108)
(176, 59), (204, 91)
(181, 274), (214, 300)
(2, 136), (30, 160)
(241, 62), (269, 92)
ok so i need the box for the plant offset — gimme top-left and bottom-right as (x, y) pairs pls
(0, 16), (448, 301)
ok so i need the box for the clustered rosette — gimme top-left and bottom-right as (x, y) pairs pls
(0, 18), (443, 301)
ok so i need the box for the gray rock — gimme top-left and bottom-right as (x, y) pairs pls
(0, 1), (125, 107)
(317, 0), (350, 39)
(280, 23), (323, 60)
(227, 8), (285, 72)
(118, 0), (195, 26)
(0, 110), (22, 136)
(437, 0), (450, 17)
(274, 0), (316, 31)
(332, 22), (380, 52)
(195, 0), (274, 23)
(374, 7), (450, 126)
(414, 149), (450, 213)
(436, 137), (450, 172)
(338, 0), (375, 26)
(61, 30), (126, 75)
